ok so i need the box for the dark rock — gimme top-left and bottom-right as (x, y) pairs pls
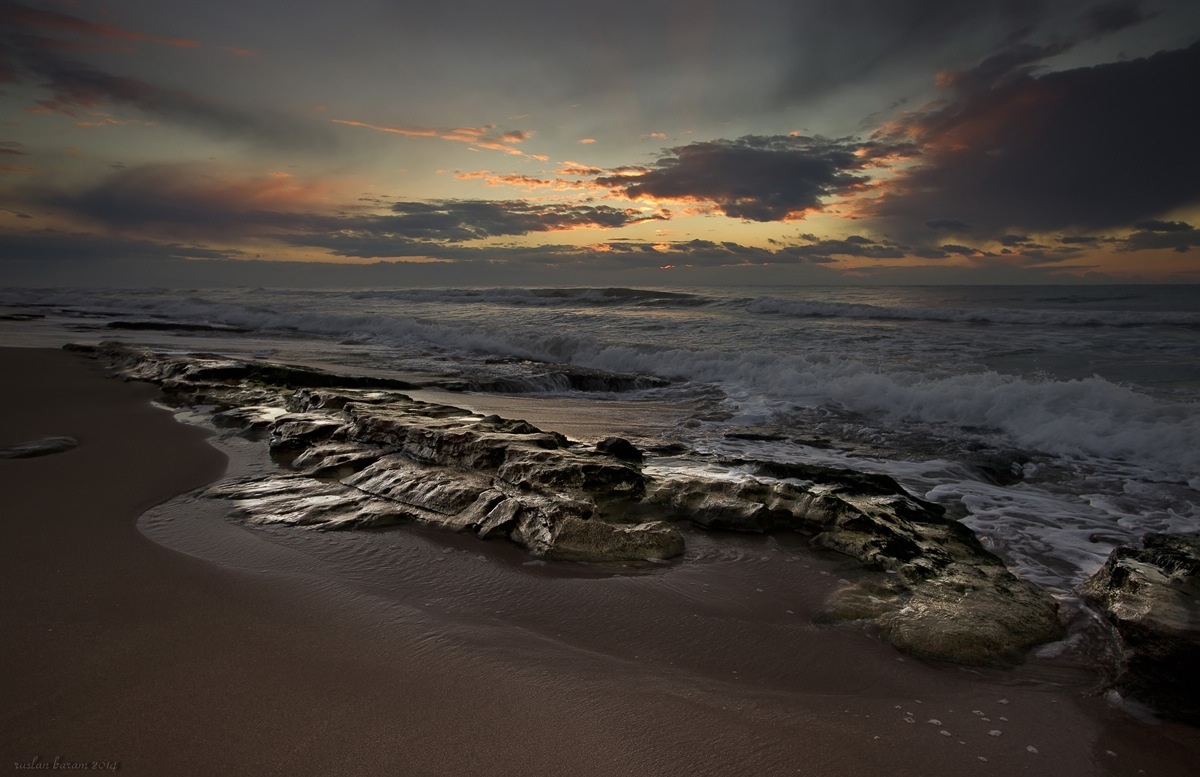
(77, 342), (1064, 662)
(650, 473), (1063, 665)
(965, 451), (1029, 486)
(268, 414), (346, 454)
(464, 364), (669, 394)
(0, 435), (78, 459)
(519, 516), (685, 561)
(65, 341), (417, 390)
(211, 406), (287, 436)
(204, 475), (406, 530)
(106, 320), (250, 333)
(292, 443), (383, 479)
(596, 437), (644, 464)
(1078, 533), (1200, 723)
(724, 431), (790, 442)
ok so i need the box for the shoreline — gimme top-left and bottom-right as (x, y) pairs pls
(3, 346), (1199, 775)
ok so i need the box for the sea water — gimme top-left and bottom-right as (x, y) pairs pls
(3, 283), (1197, 592)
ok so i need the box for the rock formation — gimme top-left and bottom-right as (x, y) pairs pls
(67, 342), (1068, 666)
(1078, 534), (1200, 723)
(0, 435), (78, 459)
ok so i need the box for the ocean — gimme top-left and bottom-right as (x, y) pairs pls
(3, 283), (1198, 594)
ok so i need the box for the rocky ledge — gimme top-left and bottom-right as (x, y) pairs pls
(70, 342), (1065, 666)
(1078, 534), (1200, 723)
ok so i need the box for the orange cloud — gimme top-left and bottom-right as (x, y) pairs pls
(555, 162), (603, 176)
(578, 138), (598, 144)
(453, 170), (592, 192)
(333, 119), (542, 158)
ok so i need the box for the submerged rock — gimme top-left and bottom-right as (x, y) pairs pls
(0, 435), (78, 459)
(1078, 533), (1200, 723)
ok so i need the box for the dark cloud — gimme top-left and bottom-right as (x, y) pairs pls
(777, 1), (1113, 103)
(29, 163), (664, 247)
(381, 200), (664, 242)
(783, 235), (909, 262)
(0, 228), (246, 263)
(1134, 219), (1194, 232)
(870, 40), (1200, 235)
(596, 135), (868, 221)
(1121, 221), (1200, 252)
(1085, 0), (1150, 34)
(940, 244), (978, 255)
(32, 164), (326, 235)
(30, 65), (331, 149)
(923, 217), (970, 230)
(0, 3), (332, 150)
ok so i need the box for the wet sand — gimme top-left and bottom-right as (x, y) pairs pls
(2, 347), (1199, 776)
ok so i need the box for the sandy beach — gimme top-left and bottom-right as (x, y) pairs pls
(3, 346), (1199, 776)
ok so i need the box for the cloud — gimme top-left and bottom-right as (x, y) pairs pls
(1085, 0), (1152, 35)
(1120, 221), (1200, 252)
(923, 217), (969, 231)
(1134, 219), (1194, 232)
(332, 119), (543, 158)
(782, 235), (909, 262)
(25, 162), (667, 253)
(596, 135), (870, 221)
(0, 228), (246, 263)
(28, 163), (341, 237)
(0, 5), (333, 150)
(869, 40), (1200, 235)
(778, 0), (1075, 104)
(556, 162), (604, 176)
(362, 200), (667, 243)
(0, 2), (200, 49)
(453, 170), (591, 191)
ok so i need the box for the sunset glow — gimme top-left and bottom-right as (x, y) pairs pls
(1, 0), (1198, 285)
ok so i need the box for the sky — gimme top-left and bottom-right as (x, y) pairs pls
(1, 0), (1199, 287)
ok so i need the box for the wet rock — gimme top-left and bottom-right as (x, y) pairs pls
(964, 451), (1029, 486)
(291, 442), (383, 479)
(76, 342), (1063, 662)
(596, 437), (644, 465)
(651, 474), (1063, 665)
(211, 405), (288, 436)
(268, 414), (346, 454)
(204, 475), (405, 530)
(106, 320), (249, 333)
(520, 516), (684, 561)
(66, 341), (418, 390)
(0, 435), (78, 459)
(498, 448), (645, 500)
(1078, 533), (1200, 723)
(464, 364), (669, 394)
